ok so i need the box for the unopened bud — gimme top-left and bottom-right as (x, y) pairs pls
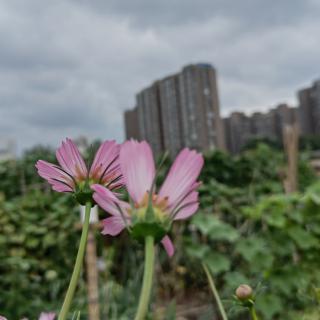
(236, 284), (253, 300)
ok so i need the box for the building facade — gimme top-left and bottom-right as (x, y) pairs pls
(178, 64), (225, 151)
(298, 80), (320, 136)
(158, 74), (183, 156)
(136, 82), (164, 156)
(224, 112), (253, 154)
(124, 63), (225, 157)
(125, 66), (319, 155)
(224, 104), (298, 154)
(124, 108), (140, 140)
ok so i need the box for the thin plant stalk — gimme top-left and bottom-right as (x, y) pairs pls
(58, 202), (91, 320)
(249, 306), (259, 320)
(134, 236), (155, 320)
(203, 263), (228, 320)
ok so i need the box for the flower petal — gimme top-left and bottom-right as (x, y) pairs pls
(89, 140), (122, 189)
(161, 235), (175, 257)
(0, 316), (8, 320)
(120, 140), (155, 203)
(56, 138), (88, 180)
(91, 184), (130, 218)
(38, 312), (56, 320)
(101, 216), (126, 236)
(173, 191), (199, 220)
(159, 149), (203, 208)
(35, 160), (74, 192)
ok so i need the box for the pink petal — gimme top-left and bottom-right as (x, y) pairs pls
(161, 235), (175, 257)
(120, 140), (155, 204)
(91, 184), (130, 218)
(89, 140), (122, 189)
(56, 138), (88, 180)
(38, 312), (56, 320)
(0, 316), (8, 320)
(159, 149), (203, 208)
(35, 160), (74, 192)
(101, 216), (126, 236)
(173, 191), (199, 220)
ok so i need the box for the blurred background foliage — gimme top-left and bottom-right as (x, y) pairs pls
(0, 143), (319, 319)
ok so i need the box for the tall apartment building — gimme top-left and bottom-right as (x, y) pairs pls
(224, 104), (298, 154)
(224, 112), (253, 154)
(298, 80), (320, 136)
(136, 82), (164, 156)
(251, 111), (277, 140)
(158, 74), (183, 156)
(124, 108), (140, 140)
(124, 63), (225, 157)
(178, 64), (225, 151)
(272, 103), (299, 140)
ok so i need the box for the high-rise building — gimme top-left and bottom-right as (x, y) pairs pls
(178, 64), (225, 151)
(124, 63), (225, 157)
(251, 111), (277, 140)
(224, 104), (299, 154)
(224, 112), (253, 154)
(136, 82), (164, 156)
(272, 103), (299, 140)
(298, 80), (320, 136)
(124, 108), (140, 140)
(298, 87), (314, 135)
(158, 74), (183, 156)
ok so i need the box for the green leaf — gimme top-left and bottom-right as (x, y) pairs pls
(256, 294), (283, 320)
(235, 237), (267, 262)
(203, 252), (231, 275)
(265, 210), (287, 228)
(186, 243), (210, 260)
(192, 213), (239, 242)
(287, 226), (319, 249)
(192, 213), (218, 235)
(224, 271), (250, 289)
(235, 237), (274, 270)
(208, 223), (239, 242)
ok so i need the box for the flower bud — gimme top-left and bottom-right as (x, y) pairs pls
(235, 284), (253, 301)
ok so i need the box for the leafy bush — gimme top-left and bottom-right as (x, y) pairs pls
(0, 190), (80, 318)
(184, 182), (320, 319)
(0, 142), (318, 319)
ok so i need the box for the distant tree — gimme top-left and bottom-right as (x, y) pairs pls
(241, 137), (282, 152)
(299, 135), (320, 151)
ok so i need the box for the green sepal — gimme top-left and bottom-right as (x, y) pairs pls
(74, 182), (94, 206)
(131, 219), (170, 243)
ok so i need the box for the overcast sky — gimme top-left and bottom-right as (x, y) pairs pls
(0, 0), (319, 152)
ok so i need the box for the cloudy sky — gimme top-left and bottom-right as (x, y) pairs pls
(0, 0), (319, 152)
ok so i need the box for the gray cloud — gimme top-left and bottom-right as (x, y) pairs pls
(0, 0), (319, 153)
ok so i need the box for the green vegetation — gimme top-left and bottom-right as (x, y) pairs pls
(0, 143), (319, 319)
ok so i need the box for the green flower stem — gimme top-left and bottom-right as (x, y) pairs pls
(249, 306), (259, 320)
(134, 236), (155, 320)
(58, 202), (91, 320)
(203, 263), (228, 320)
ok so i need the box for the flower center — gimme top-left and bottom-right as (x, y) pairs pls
(136, 192), (169, 213)
(130, 192), (171, 243)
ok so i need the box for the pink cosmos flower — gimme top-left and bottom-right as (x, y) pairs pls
(36, 138), (122, 201)
(38, 312), (56, 320)
(92, 139), (204, 257)
(0, 312), (55, 320)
